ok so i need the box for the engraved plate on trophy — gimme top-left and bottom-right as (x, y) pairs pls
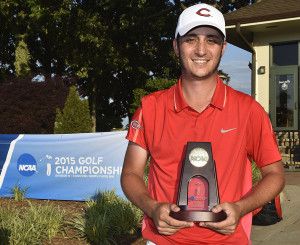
(188, 176), (209, 211)
(170, 142), (227, 222)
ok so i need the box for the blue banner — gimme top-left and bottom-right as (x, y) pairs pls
(0, 132), (128, 201)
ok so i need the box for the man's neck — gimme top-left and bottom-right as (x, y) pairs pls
(181, 74), (218, 113)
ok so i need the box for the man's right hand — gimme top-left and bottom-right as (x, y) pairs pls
(151, 202), (194, 235)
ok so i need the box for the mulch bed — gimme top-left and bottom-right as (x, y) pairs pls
(0, 197), (146, 245)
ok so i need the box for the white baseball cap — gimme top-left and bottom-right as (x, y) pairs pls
(175, 3), (226, 39)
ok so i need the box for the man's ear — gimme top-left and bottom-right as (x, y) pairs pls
(221, 40), (227, 57)
(173, 38), (180, 57)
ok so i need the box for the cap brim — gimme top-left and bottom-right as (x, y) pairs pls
(176, 22), (226, 38)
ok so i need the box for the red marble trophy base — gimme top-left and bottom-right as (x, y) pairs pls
(170, 209), (226, 222)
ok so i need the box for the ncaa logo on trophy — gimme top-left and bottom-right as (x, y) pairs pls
(189, 148), (209, 167)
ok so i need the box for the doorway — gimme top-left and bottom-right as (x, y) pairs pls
(270, 66), (298, 130)
(269, 42), (299, 130)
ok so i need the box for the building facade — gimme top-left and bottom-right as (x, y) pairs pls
(224, 0), (300, 131)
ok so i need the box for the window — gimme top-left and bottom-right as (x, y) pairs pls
(272, 42), (298, 66)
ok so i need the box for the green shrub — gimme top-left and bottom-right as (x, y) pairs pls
(70, 189), (143, 245)
(6, 181), (29, 202)
(54, 85), (92, 133)
(0, 204), (18, 245)
(144, 159), (150, 187)
(252, 160), (262, 186)
(25, 201), (66, 242)
(0, 201), (66, 245)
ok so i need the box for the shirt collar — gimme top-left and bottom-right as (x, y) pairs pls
(211, 76), (227, 110)
(173, 76), (227, 113)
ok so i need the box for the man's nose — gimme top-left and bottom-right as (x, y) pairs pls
(194, 41), (207, 56)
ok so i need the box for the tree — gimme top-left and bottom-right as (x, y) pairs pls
(218, 69), (230, 84)
(14, 35), (31, 77)
(130, 78), (178, 114)
(54, 86), (92, 134)
(0, 75), (71, 134)
(62, 0), (181, 131)
(0, 0), (256, 132)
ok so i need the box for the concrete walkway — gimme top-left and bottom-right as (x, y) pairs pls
(251, 171), (300, 245)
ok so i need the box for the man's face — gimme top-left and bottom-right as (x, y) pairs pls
(173, 26), (227, 81)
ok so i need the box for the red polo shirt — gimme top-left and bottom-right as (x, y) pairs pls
(126, 77), (281, 244)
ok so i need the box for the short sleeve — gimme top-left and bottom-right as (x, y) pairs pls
(126, 106), (148, 151)
(246, 101), (282, 168)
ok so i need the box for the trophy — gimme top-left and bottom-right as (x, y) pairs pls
(170, 142), (226, 222)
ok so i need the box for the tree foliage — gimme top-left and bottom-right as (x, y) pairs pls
(54, 86), (92, 134)
(14, 35), (31, 77)
(130, 78), (178, 114)
(0, 76), (72, 134)
(218, 69), (230, 84)
(0, 0), (256, 133)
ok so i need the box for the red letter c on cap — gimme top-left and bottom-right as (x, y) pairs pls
(196, 8), (211, 17)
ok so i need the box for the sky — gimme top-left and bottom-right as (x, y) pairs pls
(219, 43), (252, 95)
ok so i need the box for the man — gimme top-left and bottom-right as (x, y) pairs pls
(121, 3), (285, 244)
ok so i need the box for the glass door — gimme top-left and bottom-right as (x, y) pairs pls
(270, 67), (298, 130)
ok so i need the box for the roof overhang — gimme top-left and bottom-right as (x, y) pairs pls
(225, 17), (300, 52)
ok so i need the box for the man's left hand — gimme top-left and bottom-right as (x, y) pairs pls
(199, 202), (242, 235)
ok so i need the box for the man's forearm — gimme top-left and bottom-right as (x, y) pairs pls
(121, 142), (159, 218)
(235, 161), (285, 217)
(121, 171), (158, 218)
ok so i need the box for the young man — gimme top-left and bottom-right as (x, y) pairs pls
(121, 3), (285, 244)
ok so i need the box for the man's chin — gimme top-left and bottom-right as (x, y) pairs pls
(191, 71), (218, 81)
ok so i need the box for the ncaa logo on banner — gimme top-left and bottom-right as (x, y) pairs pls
(17, 153), (37, 177)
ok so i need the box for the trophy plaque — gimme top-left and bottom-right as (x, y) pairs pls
(170, 142), (226, 222)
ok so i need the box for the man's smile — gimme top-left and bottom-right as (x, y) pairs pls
(192, 59), (208, 64)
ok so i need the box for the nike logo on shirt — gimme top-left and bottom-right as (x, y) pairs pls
(221, 128), (237, 133)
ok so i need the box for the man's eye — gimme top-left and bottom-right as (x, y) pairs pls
(207, 39), (217, 43)
(186, 38), (196, 43)
(207, 39), (221, 44)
